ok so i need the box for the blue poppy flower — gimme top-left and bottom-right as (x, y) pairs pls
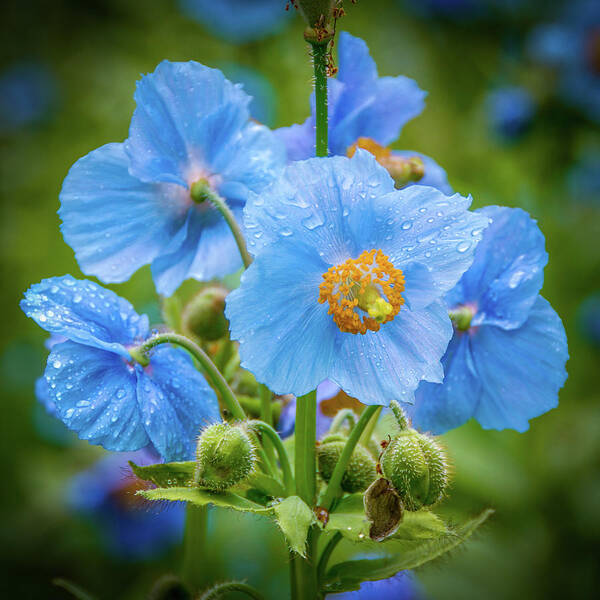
(68, 447), (185, 560)
(227, 151), (489, 405)
(0, 62), (57, 133)
(328, 570), (425, 599)
(406, 206), (568, 433)
(527, 0), (600, 123)
(485, 86), (535, 140)
(276, 32), (451, 194)
(21, 275), (220, 460)
(59, 60), (284, 296)
(179, 0), (292, 44)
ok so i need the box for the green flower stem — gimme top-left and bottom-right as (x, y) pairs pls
(295, 527), (320, 600)
(250, 431), (278, 479)
(329, 408), (358, 435)
(311, 41), (329, 158)
(250, 420), (295, 496)
(359, 405), (382, 446)
(319, 405), (380, 511)
(317, 531), (342, 583)
(182, 505), (208, 592)
(295, 390), (317, 505)
(131, 333), (246, 421)
(191, 179), (252, 269)
(258, 384), (277, 471)
(199, 581), (265, 600)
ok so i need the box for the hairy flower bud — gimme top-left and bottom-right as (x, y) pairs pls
(195, 423), (256, 490)
(317, 439), (378, 493)
(182, 285), (229, 341)
(380, 428), (449, 511)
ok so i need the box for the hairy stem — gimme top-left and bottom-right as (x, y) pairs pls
(311, 41), (329, 158)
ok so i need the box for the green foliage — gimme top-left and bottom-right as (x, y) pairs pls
(129, 461), (195, 488)
(323, 509), (494, 593)
(317, 440), (378, 493)
(273, 496), (315, 557)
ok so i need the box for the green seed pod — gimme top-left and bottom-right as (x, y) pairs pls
(364, 478), (404, 541)
(380, 429), (449, 511)
(182, 285), (229, 341)
(195, 423), (256, 491)
(317, 440), (378, 493)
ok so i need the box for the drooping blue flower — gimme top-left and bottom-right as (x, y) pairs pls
(527, 0), (600, 123)
(406, 206), (568, 433)
(68, 447), (185, 560)
(227, 150), (489, 406)
(59, 60), (284, 296)
(179, 0), (292, 44)
(276, 32), (452, 194)
(0, 62), (57, 133)
(21, 275), (220, 460)
(486, 86), (535, 140)
(328, 570), (425, 599)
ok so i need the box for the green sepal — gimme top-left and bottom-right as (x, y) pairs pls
(273, 496), (315, 557)
(323, 509), (494, 593)
(139, 486), (272, 514)
(324, 493), (446, 542)
(129, 461), (195, 488)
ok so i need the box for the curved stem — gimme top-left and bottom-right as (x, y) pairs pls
(250, 420), (295, 496)
(295, 390), (317, 506)
(311, 42), (329, 158)
(319, 405), (379, 511)
(132, 333), (246, 421)
(359, 405), (382, 446)
(199, 581), (264, 600)
(317, 531), (342, 583)
(328, 409), (357, 435)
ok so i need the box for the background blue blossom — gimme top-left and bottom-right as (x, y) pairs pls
(21, 276), (220, 460)
(406, 206), (568, 433)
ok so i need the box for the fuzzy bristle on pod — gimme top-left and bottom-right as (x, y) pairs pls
(380, 402), (450, 511)
(317, 439), (378, 493)
(194, 422), (256, 491)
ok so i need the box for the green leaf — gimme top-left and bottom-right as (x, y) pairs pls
(273, 496), (315, 557)
(236, 471), (287, 498)
(324, 509), (494, 593)
(140, 486), (272, 514)
(325, 493), (446, 542)
(129, 461), (195, 487)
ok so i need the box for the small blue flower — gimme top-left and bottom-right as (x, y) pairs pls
(486, 86), (535, 140)
(21, 275), (220, 460)
(329, 570), (425, 599)
(276, 32), (451, 194)
(0, 62), (57, 133)
(227, 151), (488, 405)
(179, 0), (292, 44)
(59, 61), (284, 296)
(68, 447), (185, 560)
(406, 206), (568, 433)
(527, 0), (600, 123)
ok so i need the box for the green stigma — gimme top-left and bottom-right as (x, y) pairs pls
(357, 285), (394, 323)
(448, 305), (474, 331)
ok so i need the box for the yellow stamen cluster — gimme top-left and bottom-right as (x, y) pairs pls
(348, 138), (424, 188)
(318, 249), (405, 335)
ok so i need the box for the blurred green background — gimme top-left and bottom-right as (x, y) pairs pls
(1, 0), (599, 598)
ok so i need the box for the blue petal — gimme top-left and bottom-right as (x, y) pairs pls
(375, 185), (490, 296)
(45, 341), (149, 451)
(275, 120), (315, 162)
(447, 206), (547, 330)
(406, 333), (481, 434)
(135, 345), (220, 461)
(471, 296), (568, 432)
(226, 240), (339, 396)
(331, 300), (453, 406)
(243, 151), (396, 258)
(178, 0), (292, 44)
(391, 150), (453, 194)
(59, 143), (190, 284)
(151, 206), (244, 296)
(125, 61), (250, 187)
(20, 276), (149, 357)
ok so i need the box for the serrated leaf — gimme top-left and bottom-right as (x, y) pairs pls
(140, 486), (272, 514)
(325, 493), (446, 542)
(324, 509), (494, 593)
(129, 461), (195, 488)
(273, 496), (315, 557)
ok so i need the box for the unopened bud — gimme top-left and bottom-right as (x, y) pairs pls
(317, 439), (377, 493)
(195, 423), (256, 491)
(182, 285), (229, 341)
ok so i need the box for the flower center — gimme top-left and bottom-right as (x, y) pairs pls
(347, 138), (424, 189)
(318, 249), (405, 335)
